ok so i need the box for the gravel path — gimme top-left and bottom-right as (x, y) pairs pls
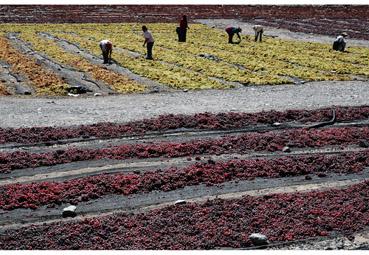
(1, 80), (368, 128)
(1, 20), (369, 128)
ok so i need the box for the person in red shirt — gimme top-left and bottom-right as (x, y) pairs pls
(177, 15), (189, 42)
(225, 26), (242, 44)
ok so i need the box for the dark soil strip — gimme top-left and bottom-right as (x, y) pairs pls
(1, 169), (367, 230)
(7, 33), (115, 95)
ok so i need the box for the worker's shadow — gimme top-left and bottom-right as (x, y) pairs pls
(105, 58), (118, 65)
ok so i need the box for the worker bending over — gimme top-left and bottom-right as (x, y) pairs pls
(333, 32), (348, 52)
(225, 26), (242, 44)
(99, 39), (113, 64)
(253, 25), (264, 42)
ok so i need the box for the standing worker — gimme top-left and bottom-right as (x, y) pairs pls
(99, 39), (113, 64)
(333, 32), (348, 52)
(142, 25), (155, 60)
(225, 26), (242, 44)
(253, 25), (264, 42)
(177, 15), (189, 42)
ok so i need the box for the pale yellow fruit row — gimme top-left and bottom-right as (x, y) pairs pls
(188, 25), (369, 77)
(0, 82), (10, 95)
(57, 26), (291, 85)
(19, 31), (146, 93)
(73, 23), (360, 83)
(0, 34), (68, 96)
(51, 31), (229, 90)
(1, 23), (368, 90)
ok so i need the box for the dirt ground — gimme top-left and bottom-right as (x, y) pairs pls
(1, 79), (368, 128)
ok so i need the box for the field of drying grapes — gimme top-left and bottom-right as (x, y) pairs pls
(1, 5), (369, 250)
(0, 20), (369, 97)
(2, 106), (369, 249)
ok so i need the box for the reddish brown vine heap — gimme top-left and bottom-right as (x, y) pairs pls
(1, 151), (369, 210)
(1, 105), (369, 145)
(1, 181), (369, 249)
(1, 126), (369, 174)
(1, 105), (369, 250)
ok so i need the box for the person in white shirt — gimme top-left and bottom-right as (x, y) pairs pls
(253, 25), (264, 42)
(333, 32), (348, 52)
(99, 39), (113, 64)
(142, 25), (154, 60)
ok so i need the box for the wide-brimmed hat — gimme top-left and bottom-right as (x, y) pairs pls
(341, 32), (348, 37)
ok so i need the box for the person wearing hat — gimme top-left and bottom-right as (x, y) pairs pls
(225, 26), (242, 44)
(253, 25), (264, 42)
(333, 32), (348, 52)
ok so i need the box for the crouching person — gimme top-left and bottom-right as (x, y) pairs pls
(225, 26), (242, 44)
(99, 39), (113, 64)
(253, 25), (264, 42)
(333, 32), (348, 52)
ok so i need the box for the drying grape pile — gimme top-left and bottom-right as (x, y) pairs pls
(1, 105), (369, 249)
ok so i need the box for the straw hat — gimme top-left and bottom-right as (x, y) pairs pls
(341, 32), (348, 37)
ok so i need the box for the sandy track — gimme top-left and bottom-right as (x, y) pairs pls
(1, 80), (368, 128)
